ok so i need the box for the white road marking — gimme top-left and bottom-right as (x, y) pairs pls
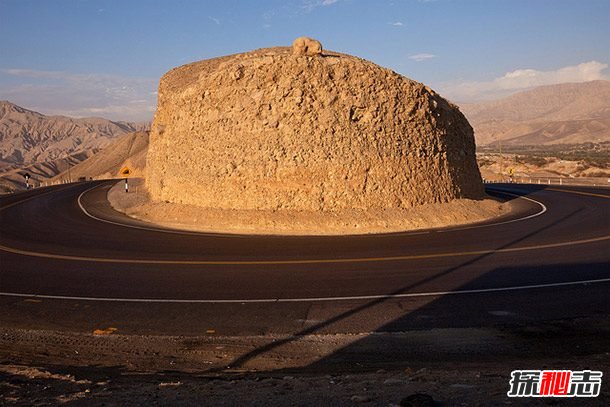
(76, 184), (235, 237)
(0, 278), (608, 304)
(436, 190), (547, 231)
(77, 182), (547, 237)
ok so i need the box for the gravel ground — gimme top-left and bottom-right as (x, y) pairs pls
(1, 318), (608, 406)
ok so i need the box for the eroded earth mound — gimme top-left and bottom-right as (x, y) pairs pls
(146, 41), (484, 212)
(132, 40), (498, 234)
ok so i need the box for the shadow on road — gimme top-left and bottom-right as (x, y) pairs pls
(301, 260), (610, 372)
(216, 203), (589, 372)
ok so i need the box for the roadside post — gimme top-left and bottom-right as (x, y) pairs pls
(23, 172), (31, 189)
(119, 166), (132, 193)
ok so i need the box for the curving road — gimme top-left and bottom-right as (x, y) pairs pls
(0, 181), (608, 337)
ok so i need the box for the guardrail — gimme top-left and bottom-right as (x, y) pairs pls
(483, 176), (610, 187)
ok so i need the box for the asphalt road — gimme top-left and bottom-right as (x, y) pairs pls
(0, 181), (608, 337)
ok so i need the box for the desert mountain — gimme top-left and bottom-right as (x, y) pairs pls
(52, 131), (149, 183)
(460, 80), (610, 146)
(0, 100), (146, 171)
(0, 130), (149, 194)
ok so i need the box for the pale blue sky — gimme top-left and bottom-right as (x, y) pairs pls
(1, 0), (609, 121)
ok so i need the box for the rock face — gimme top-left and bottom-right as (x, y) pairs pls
(146, 43), (484, 212)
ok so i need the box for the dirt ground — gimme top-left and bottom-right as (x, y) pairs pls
(107, 179), (509, 236)
(1, 316), (608, 405)
(0, 363), (536, 406)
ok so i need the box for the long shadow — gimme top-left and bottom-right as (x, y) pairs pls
(303, 259), (610, 372)
(216, 204), (584, 371)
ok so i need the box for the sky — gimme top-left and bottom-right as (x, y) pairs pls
(1, 0), (609, 121)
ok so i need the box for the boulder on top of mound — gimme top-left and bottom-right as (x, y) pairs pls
(292, 37), (323, 56)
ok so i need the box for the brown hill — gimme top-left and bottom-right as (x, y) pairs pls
(0, 130), (149, 194)
(0, 100), (145, 171)
(460, 80), (610, 146)
(52, 131), (149, 183)
(0, 152), (91, 194)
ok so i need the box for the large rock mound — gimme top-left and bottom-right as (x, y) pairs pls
(146, 44), (484, 213)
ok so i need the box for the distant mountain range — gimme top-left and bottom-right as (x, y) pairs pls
(460, 80), (610, 146)
(0, 100), (148, 192)
(0, 100), (147, 171)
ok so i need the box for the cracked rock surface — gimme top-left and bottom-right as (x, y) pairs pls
(146, 46), (483, 212)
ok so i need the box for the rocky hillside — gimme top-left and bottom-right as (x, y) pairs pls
(52, 131), (149, 183)
(0, 130), (149, 194)
(460, 80), (610, 146)
(0, 152), (90, 194)
(0, 101), (146, 171)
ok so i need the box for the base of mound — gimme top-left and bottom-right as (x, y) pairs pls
(107, 179), (510, 236)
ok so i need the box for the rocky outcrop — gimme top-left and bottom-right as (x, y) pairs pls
(146, 42), (484, 213)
